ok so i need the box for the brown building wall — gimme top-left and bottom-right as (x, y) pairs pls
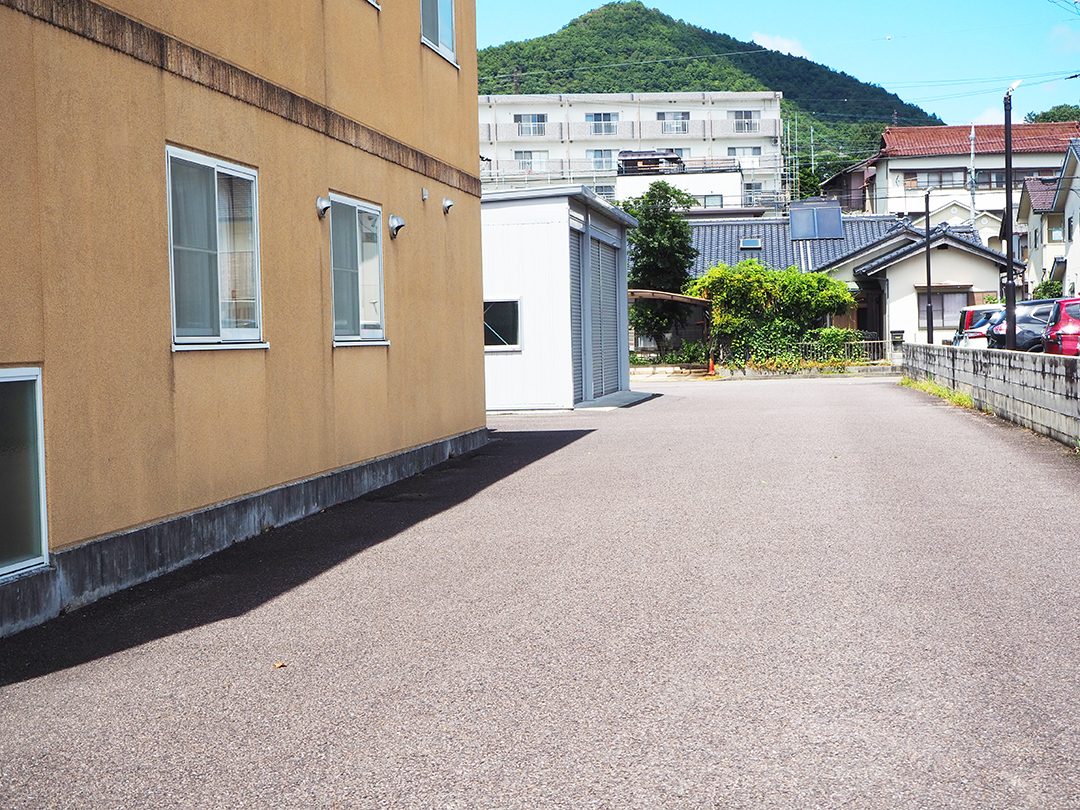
(0, 1), (485, 552)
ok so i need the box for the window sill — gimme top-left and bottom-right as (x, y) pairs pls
(172, 342), (270, 352)
(421, 37), (459, 69)
(334, 339), (391, 348)
(485, 346), (521, 353)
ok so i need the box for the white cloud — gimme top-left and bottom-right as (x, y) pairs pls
(972, 107), (1004, 125)
(1050, 24), (1080, 53)
(970, 106), (1026, 126)
(751, 33), (810, 59)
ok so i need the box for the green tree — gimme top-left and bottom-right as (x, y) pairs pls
(1024, 104), (1080, 124)
(619, 181), (699, 354)
(685, 259), (854, 363)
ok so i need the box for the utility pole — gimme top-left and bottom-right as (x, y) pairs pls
(1004, 81), (1021, 350)
(969, 124), (977, 226)
(925, 189), (934, 345)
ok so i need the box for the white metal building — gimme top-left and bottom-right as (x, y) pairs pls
(478, 92), (784, 211)
(482, 186), (637, 410)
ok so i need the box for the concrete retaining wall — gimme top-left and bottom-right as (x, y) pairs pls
(904, 345), (1080, 447)
(0, 429), (488, 639)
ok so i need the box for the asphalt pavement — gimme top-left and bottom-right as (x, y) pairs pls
(2, 376), (1080, 809)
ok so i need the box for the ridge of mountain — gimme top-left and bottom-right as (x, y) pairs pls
(478, 2), (943, 167)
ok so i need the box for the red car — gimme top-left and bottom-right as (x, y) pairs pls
(1041, 298), (1080, 355)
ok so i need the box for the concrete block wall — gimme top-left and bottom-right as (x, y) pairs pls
(904, 345), (1080, 447)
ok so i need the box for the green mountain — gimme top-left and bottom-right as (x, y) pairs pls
(478, 2), (943, 176)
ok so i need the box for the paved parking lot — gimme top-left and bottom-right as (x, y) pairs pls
(3, 377), (1080, 809)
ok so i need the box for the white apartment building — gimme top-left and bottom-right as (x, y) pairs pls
(479, 92), (785, 211)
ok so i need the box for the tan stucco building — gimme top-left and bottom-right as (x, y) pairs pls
(0, 0), (485, 635)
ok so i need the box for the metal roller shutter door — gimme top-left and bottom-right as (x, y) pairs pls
(590, 239), (604, 398)
(599, 241), (620, 396)
(570, 231), (584, 404)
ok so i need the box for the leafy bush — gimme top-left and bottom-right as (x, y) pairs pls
(629, 340), (708, 365)
(1032, 279), (1062, 300)
(685, 259), (855, 367)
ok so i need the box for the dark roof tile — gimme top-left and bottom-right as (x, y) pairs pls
(689, 215), (904, 277)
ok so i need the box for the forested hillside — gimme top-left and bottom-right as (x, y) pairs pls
(478, 2), (943, 181)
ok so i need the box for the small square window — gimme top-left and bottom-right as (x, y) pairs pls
(484, 300), (520, 349)
(331, 195), (385, 341)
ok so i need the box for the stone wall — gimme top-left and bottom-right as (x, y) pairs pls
(904, 345), (1080, 447)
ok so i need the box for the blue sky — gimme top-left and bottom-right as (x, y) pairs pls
(475, 0), (1080, 126)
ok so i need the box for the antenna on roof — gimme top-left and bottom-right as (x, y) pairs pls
(969, 124), (977, 227)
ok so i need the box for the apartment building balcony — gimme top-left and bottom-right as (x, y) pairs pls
(479, 117), (782, 144)
(481, 158), (617, 185)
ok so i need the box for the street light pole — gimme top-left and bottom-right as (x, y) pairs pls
(925, 189), (934, 344)
(1004, 95), (1016, 349)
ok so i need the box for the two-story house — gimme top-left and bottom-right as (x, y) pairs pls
(1018, 175), (1066, 288)
(1018, 139), (1080, 296)
(823, 123), (1078, 255)
(1, 0), (485, 635)
(478, 92), (785, 212)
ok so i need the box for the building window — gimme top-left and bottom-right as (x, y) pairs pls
(975, 171), (1006, 189)
(903, 170), (965, 190)
(421, 0), (455, 61)
(586, 112), (618, 135)
(484, 300), (520, 349)
(587, 149), (614, 170)
(696, 194), (723, 209)
(730, 110), (760, 133)
(657, 111), (689, 134)
(727, 147), (762, 156)
(594, 185), (616, 200)
(514, 113), (546, 136)
(167, 147), (261, 344)
(514, 150), (548, 171)
(918, 291), (969, 329)
(1070, 216), (1075, 242)
(331, 195), (384, 341)
(1049, 215), (1064, 242)
(0, 368), (48, 578)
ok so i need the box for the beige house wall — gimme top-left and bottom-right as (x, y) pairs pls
(0, 1), (485, 553)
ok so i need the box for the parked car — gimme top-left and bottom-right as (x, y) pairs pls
(986, 299), (1058, 351)
(952, 303), (1004, 346)
(1041, 298), (1080, 355)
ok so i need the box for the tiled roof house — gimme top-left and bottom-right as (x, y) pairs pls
(821, 123), (1076, 267)
(691, 205), (1021, 343)
(1018, 138), (1080, 293)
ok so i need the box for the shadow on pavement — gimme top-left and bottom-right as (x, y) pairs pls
(0, 428), (590, 687)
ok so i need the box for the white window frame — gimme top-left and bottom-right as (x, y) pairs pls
(514, 150), (548, 172)
(167, 146), (262, 346)
(484, 299), (522, 352)
(730, 109), (761, 133)
(0, 367), (48, 578)
(586, 112), (618, 135)
(330, 193), (386, 343)
(421, 0), (456, 64)
(587, 149), (614, 170)
(658, 111), (689, 134)
(514, 114), (547, 136)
